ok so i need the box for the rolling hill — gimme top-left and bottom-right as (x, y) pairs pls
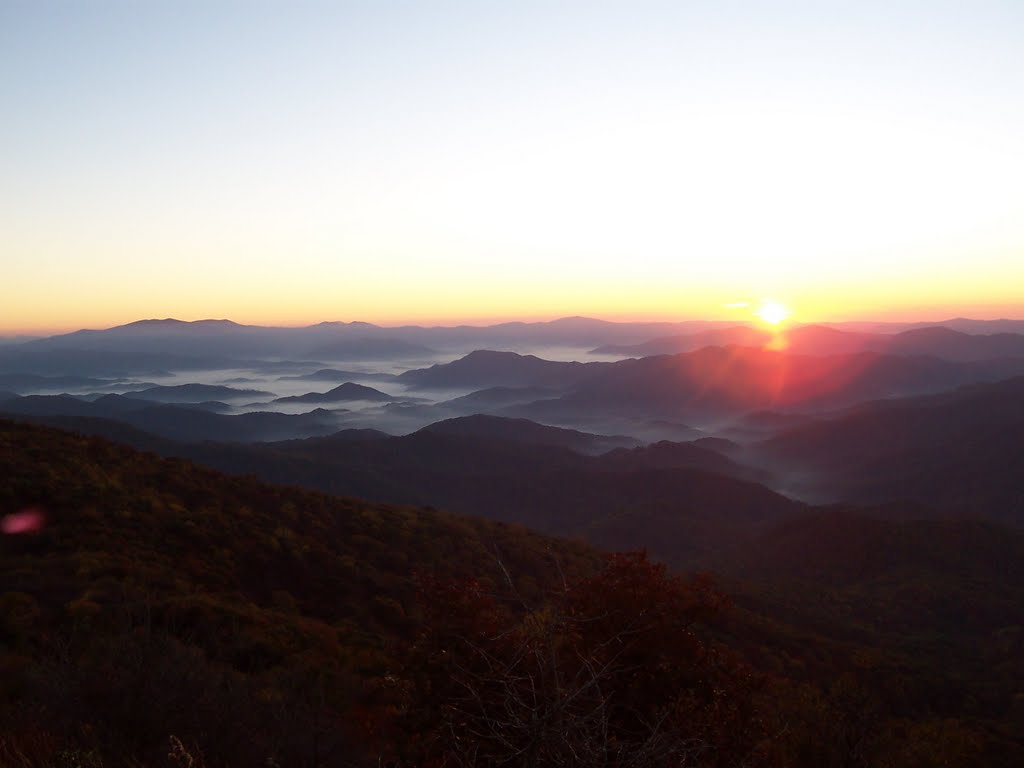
(274, 382), (396, 404)
(3, 417), (1022, 765)
(753, 376), (1024, 520)
(0, 417), (600, 766)
(595, 324), (1024, 362)
(0, 396), (344, 442)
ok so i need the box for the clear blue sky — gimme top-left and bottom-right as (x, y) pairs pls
(3, 1), (1023, 331)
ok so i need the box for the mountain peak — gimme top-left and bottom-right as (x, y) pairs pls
(117, 318), (242, 330)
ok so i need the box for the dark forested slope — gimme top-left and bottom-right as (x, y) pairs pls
(1, 420), (1021, 766)
(0, 418), (598, 766)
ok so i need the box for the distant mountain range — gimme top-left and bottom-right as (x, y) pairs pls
(594, 324), (1024, 361)
(8, 367), (1023, 534)
(410, 347), (1024, 427)
(4, 316), (739, 369)
(4, 315), (1023, 378)
(306, 338), (436, 360)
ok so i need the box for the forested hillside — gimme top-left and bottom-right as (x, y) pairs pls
(2, 419), (1020, 766)
(0, 419), (597, 766)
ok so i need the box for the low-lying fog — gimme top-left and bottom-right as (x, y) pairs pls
(6, 345), (657, 439)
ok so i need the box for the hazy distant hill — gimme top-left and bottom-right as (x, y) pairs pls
(12, 316), (1024, 383)
(398, 349), (608, 389)
(549, 346), (1024, 423)
(752, 376), (1024, 520)
(277, 368), (398, 383)
(595, 439), (763, 481)
(879, 326), (1024, 361)
(10, 318), (414, 365)
(596, 324), (1024, 362)
(0, 345), (224, 377)
(0, 372), (115, 393)
(816, 317), (1024, 335)
(438, 385), (561, 410)
(385, 315), (743, 348)
(9, 316), (743, 368)
(123, 383), (274, 402)
(410, 346), (1024, 429)
(305, 337), (436, 360)
(593, 326), (771, 355)
(908, 317), (1024, 335)
(0, 393), (159, 419)
(419, 414), (640, 454)
(274, 382), (395, 403)
(0, 396), (343, 442)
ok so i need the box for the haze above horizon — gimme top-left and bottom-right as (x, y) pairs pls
(3, 1), (1023, 334)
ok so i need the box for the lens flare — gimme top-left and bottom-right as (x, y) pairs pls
(1, 508), (46, 535)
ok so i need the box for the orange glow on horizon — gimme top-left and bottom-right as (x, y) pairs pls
(2, 294), (1023, 337)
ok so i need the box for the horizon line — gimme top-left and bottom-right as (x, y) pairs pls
(5, 310), (1024, 339)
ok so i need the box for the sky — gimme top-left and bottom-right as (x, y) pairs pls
(2, 0), (1023, 334)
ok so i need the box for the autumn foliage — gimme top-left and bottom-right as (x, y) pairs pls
(396, 552), (769, 767)
(0, 419), (1018, 766)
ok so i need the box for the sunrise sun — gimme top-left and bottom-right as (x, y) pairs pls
(756, 300), (791, 326)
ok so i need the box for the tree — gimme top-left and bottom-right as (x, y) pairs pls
(397, 552), (770, 767)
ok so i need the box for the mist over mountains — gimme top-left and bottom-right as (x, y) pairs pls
(4, 313), (1024, 764)
(8, 314), (1024, 375)
(595, 323), (1024, 360)
(4, 313), (1024, 520)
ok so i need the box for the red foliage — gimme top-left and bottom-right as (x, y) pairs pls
(398, 551), (768, 767)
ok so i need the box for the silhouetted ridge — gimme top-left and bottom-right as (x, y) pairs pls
(596, 323), (1024, 362)
(277, 368), (397, 383)
(0, 397), (342, 442)
(122, 318), (241, 328)
(0, 417), (600, 766)
(557, 345), (1024, 421)
(399, 350), (606, 389)
(124, 383), (274, 402)
(274, 382), (394, 404)
(418, 414), (639, 453)
(754, 376), (1024, 518)
(0, 373), (113, 392)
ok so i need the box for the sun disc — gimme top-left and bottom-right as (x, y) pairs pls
(756, 301), (791, 326)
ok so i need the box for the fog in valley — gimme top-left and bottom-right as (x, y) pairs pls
(5, 315), (1024, 517)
